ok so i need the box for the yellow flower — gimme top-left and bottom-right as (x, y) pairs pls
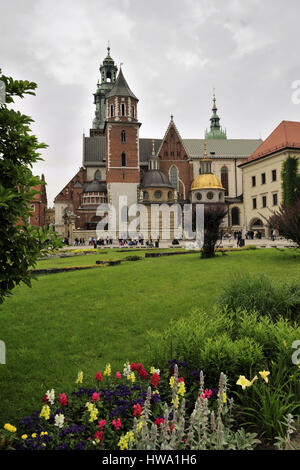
(136, 419), (144, 432)
(40, 405), (50, 420)
(117, 431), (135, 451)
(178, 381), (186, 397)
(236, 375), (252, 390)
(75, 371), (83, 384)
(171, 395), (179, 408)
(4, 423), (17, 433)
(128, 372), (135, 383)
(32, 433), (37, 438)
(104, 363), (111, 376)
(40, 431), (48, 437)
(21, 434), (28, 440)
(259, 370), (270, 383)
(250, 375), (258, 385)
(169, 376), (175, 389)
(218, 392), (227, 403)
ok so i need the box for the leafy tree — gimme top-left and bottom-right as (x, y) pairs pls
(268, 201), (300, 248)
(0, 70), (62, 304)
(193, 203), (228, 258)
(281, 156), (300, 207)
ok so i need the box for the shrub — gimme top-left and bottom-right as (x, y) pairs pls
(217, 273), (300, 322)
(124, 256), (142, 261)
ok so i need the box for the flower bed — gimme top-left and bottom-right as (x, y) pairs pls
(0, 360), (295, 451)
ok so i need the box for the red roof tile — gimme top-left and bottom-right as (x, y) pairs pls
(241, 121), (300, 166)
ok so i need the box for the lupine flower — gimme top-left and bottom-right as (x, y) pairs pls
(54, 413), (65, 428)
(75, 371), (83, 384)
(259, 370), (270, 383)
(4, 423), (17, 433)
(104, 364), (111, 376)
(95, 371), (103, 382)
(40, 405), (50, 420)
(236, 375), (252, 390)
(59, 393), (68, 407)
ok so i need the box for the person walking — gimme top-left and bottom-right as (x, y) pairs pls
(237, 231), (242, 247)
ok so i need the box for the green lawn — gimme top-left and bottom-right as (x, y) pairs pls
(0, 248), (299, 426)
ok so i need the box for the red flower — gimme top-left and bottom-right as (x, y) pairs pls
(93, 430), (104, 443)
(130, 363), (136, 371)
(133, 404), (142, 417)
(151, 373), (159, 388)
(98, 420), (106, 430)
(154, 418), (164, 428)
(139, 368), (148, 379)
(136, 363), (143, 371)
(42, 394), (49, 404)
(59, 393), (68, 407)
(178, 377), (185, 383)
(91, 392), (100, 402)
(95, 371), (103, 382)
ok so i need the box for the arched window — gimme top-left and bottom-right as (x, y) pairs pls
(221, 166), (229, 196)
(170, 166), (178, 190)
(231, 207), (240, 226)
(121, 152), (126, 167)
(121, 103), (125, 117)
(94, 170), (101, 180)
(121, 130), (126, 143)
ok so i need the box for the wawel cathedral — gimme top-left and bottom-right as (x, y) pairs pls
(54, 46), (298, 242)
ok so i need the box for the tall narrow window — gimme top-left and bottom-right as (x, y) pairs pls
(94, 170), (101, 180)
(261, 173), (266, 184)
(131, 106), (135, 118)
(231, 207), (240, 226)
(121, 130), (126, 143)
(121, 103), (125, 117)
(110, 104), (114, 117)
(121, 152), (126, 167)
(221, 166), (229, 196)
(170, 166), (178, 190)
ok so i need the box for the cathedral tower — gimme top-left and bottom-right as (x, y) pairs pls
(105, 67), (140, 237)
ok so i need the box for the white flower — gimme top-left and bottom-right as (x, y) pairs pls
(46, 389), (55, 405)
(54, 413), (65, 428)
(123, 362), (131, 378)
(150, 367), (160, 375)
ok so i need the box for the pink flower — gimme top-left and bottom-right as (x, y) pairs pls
(98, 420), (106, 430)
(91, 392), (100, 402)
(111, 418), (121, 430)
(59, 393), (68, 407)
(116, 371), (122, 379)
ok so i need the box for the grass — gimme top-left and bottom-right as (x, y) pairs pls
(0, 248), (300, 426)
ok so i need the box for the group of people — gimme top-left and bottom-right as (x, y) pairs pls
(74, 238), (86, 246)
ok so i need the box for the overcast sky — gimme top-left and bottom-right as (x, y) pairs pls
(1, 0), (300, 205)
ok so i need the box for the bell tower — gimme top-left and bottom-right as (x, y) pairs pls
(91, 45), (118, 136)
(105, 67), (141, 237)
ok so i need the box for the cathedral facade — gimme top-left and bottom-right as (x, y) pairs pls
(54, 47), (263, 242)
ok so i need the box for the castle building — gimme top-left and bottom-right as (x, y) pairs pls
(54, 47), (264, 242)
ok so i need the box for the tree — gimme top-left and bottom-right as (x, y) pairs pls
(193, 203), (228, 258)
(281, 156), (300, 207)
(0, 70), (62, 304)
(268, 201), (300, 248)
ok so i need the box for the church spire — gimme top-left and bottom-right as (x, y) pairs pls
(205, 93), (227, 140)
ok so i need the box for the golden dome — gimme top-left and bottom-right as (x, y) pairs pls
(191, 174), (224, 191)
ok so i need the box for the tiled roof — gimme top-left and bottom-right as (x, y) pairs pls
(240, 121), (300, 166)
(106, 68), (138, 100)
(83, 136), (261, 166)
